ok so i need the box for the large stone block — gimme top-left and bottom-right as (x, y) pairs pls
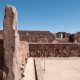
(3, 5), (20, 80)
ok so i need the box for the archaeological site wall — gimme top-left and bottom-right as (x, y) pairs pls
(19, 41), (29, 66)
(29, 43), (80, 57)
(19, 30), (55, 43)
(0, 30), (80, 43)
(56, 32), (70, 38)
(0, 30), (55, 43)
(0, 40), (3, 80)
(0, 40), (3, 70)
(75, 32), (80, 43)
(0, 30), (3, 39)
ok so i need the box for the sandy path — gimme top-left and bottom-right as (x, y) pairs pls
(23, 58), (35, 80)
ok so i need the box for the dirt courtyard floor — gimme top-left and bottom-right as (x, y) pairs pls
(34, 57), (80, 80)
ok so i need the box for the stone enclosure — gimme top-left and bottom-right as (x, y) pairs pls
(29, 43), (80, 57)
(0, 5), (80, 80)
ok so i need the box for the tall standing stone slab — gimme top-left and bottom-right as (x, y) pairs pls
(3, 5), (20, 80)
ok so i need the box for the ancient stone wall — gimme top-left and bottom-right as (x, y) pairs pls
(0, 30), (80, 43)
(0, 39), (3, 80)
(29, 43), (80, 57)
(0, 40), (3, 70)
(19, 41), (29, 80)
(56, 32), (70, 43)
(55, 38), (69, 43)
(0, 30), (3, 39)
(19, 31), (55, 43)
(19, 41), (29, 66)
(75, 32), (80, 43)
(56, 32), (70, 38)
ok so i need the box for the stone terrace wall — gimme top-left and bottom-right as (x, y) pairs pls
(0, 30), (55, 43)
(29, 43), (80, 57)
(0, 39), (3, 80)
(1, 30), (80, 43)
(56, 32), (70, 38)
(19, 30), (55, 43)
(0, 30), (3, 39)
(0, 39), (3, 70)
(75, 32), (80, 43)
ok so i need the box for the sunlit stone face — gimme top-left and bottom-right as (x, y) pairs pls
(4, 6), (14, 27)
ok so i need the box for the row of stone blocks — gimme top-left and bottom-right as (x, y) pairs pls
(29, 44), (80, 57)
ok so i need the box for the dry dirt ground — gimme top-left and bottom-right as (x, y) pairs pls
(23, 58), (35, 80)
(34, 57), (80, 80)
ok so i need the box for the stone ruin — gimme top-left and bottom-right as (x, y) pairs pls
(0, 5), (29, 80)
(0, 5), (80, 80)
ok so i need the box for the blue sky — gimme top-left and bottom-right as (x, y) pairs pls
(0, 0), (80, 33)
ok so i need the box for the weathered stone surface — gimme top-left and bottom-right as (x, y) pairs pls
(0, 40), (3, 70)
(29, 43), (80, 57)
(19, 31), (55, 43)
(3, 5), (20, 80)
(0, 70), (3, 80)
(19, 41), (29, 65)
(56, 32), (70, 38)
(75, 32), (80, 43)
(0, 40), (3, 80)
(0, 30), (80, 43)
(56, 32), (70, 43)
(19, 41), (29, 80)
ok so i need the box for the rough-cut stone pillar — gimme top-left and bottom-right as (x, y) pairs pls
(3, 5), (20, 80)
